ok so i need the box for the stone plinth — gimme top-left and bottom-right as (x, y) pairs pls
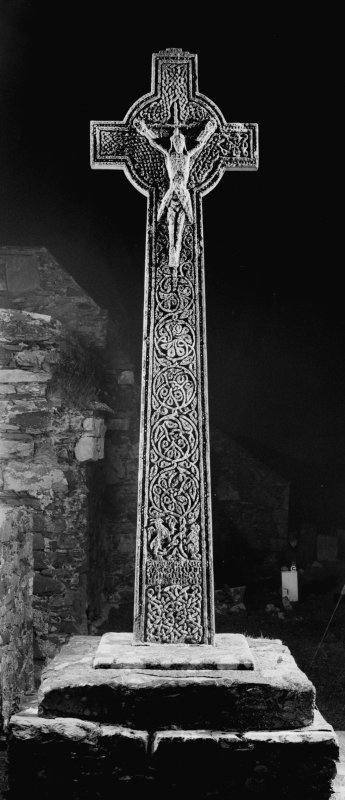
(37, 635), (314, 731)
(8, 705), (338, 799)
(93, 632), (255, 670)
(7, 636), (339, 798)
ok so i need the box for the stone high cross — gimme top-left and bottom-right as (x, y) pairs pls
(91, 48), (258, 646)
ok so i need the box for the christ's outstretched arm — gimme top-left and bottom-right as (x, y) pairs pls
(133, 118), (167, 155)
(189, 118), (217, 158)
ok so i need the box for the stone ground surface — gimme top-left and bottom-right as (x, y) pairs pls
(37, 635), (315, 731)
(93, 631), (255, 669)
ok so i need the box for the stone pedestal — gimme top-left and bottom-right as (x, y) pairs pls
(8, 635), (339, 798)
(93, 631), (255, 669)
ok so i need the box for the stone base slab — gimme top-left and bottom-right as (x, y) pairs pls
(93, 632), (255, 669)
(8, 705), (339, 799)
(37, 635), (315, 730)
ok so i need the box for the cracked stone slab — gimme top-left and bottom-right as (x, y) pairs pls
(93, 632), (255, 670)
(37, 635), (315, 731)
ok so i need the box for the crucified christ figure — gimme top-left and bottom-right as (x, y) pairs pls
(134, 114), (217, 276)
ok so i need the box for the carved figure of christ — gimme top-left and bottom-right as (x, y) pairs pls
(134, 115), (217, 277)
(91, 48), (258, 644)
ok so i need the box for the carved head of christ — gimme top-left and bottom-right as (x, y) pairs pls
(170, 128), (186, 154)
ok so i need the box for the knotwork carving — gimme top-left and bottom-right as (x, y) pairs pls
(143, 207), (204, 642)
(146, 585), (203, 643)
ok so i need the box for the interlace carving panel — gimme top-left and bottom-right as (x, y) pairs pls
(139, 214), (212, 644)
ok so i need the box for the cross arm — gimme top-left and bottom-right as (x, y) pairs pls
(217, 121), (259, 171)
(90, 120), (166, 193)
(90, 121), (131, 170)
(189, 120), (258, 194)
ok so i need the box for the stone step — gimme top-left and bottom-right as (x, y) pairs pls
(8, 705), (339, 799)
(37, 635), (315, 731)
(93, 632), (255, 669)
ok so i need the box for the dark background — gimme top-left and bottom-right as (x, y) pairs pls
(1, 6), (343, 480)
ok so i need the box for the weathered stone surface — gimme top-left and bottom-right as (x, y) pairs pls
(74, 419), (105, 462)
(93, 632), (255, 670)
(3, 461), (68, 501)
(0, 504), (34, 727)
(7, 703), (339, 799)
(38, 635), (315, 731)
(152, 707), (338, 760)
(333, 730), (345, 798)
(0, 368), (50, 382)
(8, 706), (149, 797)
(82, 417), (106, 435)
(0, 434), (34, 459)
(33, 574), (64, 596)
(0, 307), (107, 686)
(9, 706), (148, 753)
(0, 308), (61, 343)
(0, 282), (126, 647)
(150, 709), (338, 797)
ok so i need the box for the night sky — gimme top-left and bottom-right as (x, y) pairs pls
(1, 7), (343, 466)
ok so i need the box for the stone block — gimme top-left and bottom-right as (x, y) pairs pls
(8, 707), (149, 797)
(82, 417), (106, 435)
(74, 434), (104, 462)
(7, 703), (339, 799)
(33, 574), (63, 596)
(33, 533), (45, 550)
(0, 434), (34, 459)
(0, 384), (15, 394)
(0, 369), (50, 383)
(12, 411), (50, 431)
(0, 309), (61, 344)
(14, 349), (46, 368)
(2, 462), (68, 504)
(38, 635), (315, 731)
(0, 504), (32, 544)
(93, 632), (254, 670)
(151, 710), (338, 797)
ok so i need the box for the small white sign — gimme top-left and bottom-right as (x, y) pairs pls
(281, 570), (299, 602)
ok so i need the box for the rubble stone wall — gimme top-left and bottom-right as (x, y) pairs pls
(0, 246), (141, 635)
(0, 309), (106, 727)
(0, 504), (33, 731)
